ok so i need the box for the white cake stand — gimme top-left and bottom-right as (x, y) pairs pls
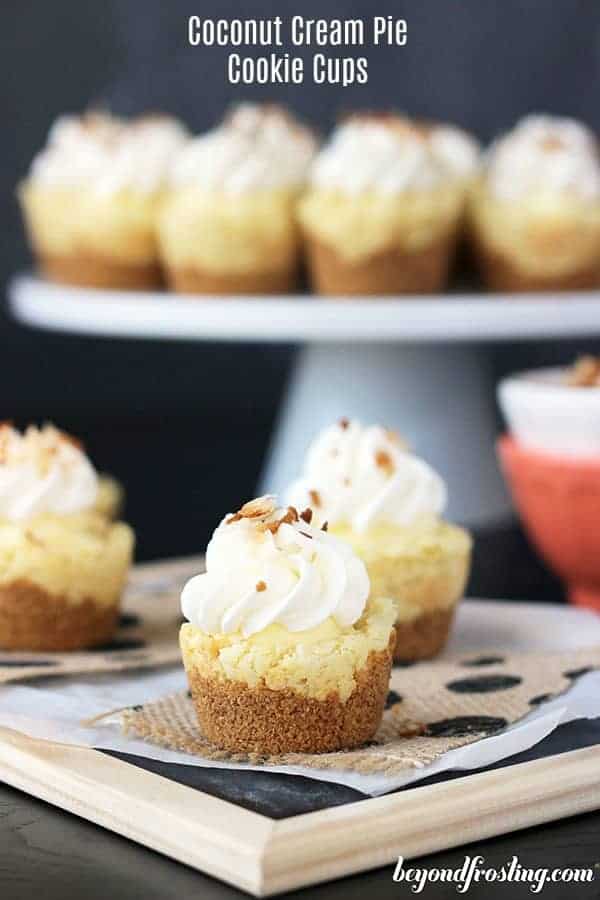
(10, 273), (600, 528)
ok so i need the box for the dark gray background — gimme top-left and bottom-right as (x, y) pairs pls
(0, 0), (597, 585)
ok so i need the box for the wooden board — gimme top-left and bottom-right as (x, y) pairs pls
(0, 725), (599, 896)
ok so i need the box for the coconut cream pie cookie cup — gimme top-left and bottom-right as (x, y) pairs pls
(95, 474), (124, 520)
(469, 115), (600, 291)
(158, 104), (317, 295)
(298, 113), (479, 296)
(287, 420), (472, 662)
(179, 496), (396, 754)
(0, 424), (134, 651)
(19, 111), (187, 289)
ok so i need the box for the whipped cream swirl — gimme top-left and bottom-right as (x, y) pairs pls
(0, 424), (99, 521)
(181, 496), (369, 636)
(168, 103), (317, 193)
(30, 112), (187, 194)
(286, 420), (447, 532)
(485, 115), (600, 202)
(309, 115), (479, 195)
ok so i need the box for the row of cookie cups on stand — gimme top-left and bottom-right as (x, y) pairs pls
(20, 105), (600, 297)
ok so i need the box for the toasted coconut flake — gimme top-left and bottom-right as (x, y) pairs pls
(299, 508), (313, 524)
(57, 428), (84, 451)
(260, 505), (300, 534)
(308, 489), (321, 508)
(284, 507), (299, 525)
(255, 580), (267, 592)
(240, 495), (277, 518)
(227, 495), (277, 524)
(375, 449), (395, 474)
(541, 135), (564, 153)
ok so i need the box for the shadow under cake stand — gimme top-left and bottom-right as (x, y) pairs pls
(10, 273), (600, 529)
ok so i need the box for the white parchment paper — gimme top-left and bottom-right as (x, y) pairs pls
(1, 599), (600, 796)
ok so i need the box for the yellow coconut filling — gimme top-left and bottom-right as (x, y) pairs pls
(298, 184), (466, 262)
(94, 475), (124, 520)
(180, 594), (396, 702)
(468, 179), (600, 277)
(332, 519), (472, 622)
(158, 188), (302, 275)
(0, 512), (134, 606)
(18, 183), (164, 264)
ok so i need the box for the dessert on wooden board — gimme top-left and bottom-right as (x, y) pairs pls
(0, 423), (134, 650)
(286, 418), (472, 661)
(180, 495), (396, 754)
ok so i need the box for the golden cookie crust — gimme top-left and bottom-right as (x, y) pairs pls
(166, 264), (299, 296)
(0, 579), (119, 651)
(392, 604), (456, 663)
(39, 253), (163, 291)
(471, 230), (600, 292)
(185, 636), (395, 755)
(303, 234), (456, 296)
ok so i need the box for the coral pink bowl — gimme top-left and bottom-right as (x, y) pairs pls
(498, 435), (600, 613)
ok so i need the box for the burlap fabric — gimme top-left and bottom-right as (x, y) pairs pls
(121, 644), (600, 777)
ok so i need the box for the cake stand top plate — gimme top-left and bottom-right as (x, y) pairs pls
(9, 274), (600, 344)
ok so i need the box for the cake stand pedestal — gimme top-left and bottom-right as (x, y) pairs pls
(10, 274), (600, 529)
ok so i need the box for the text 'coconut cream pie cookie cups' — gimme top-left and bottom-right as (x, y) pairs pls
(287, 420), (472, 662)
(18, 111), (187, 289)
(0, 424), (134, 651)
(158, 104), (317, 295)
(298, 113), (479, 295)
(179, 496), (396, 754)
(469, 115), (600, 291)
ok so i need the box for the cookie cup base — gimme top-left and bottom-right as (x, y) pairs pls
(393, 605), (456, 663)
(471, 231), (600, 292)
(0, 580), (120, 651)
(303, 235), (456, 296)
(184, 639), (394, 755)
(39, 253), (163, 291)
(166, 265), (298, 296)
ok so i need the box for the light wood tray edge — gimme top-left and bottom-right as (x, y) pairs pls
(0, 726), (599, 896)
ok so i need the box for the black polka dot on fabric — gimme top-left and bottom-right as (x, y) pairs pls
(564, 666), (595, 680)
(529, 693), (554, 707)
(385, 690), (403, 710)
(0, 659), (58, 668)
(426, 716), (508, 738)
(446, 674), (522, 694)
(89, 638), (147, 653)
(118, 613), (141, 629)
(461, 656), (506, 668)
